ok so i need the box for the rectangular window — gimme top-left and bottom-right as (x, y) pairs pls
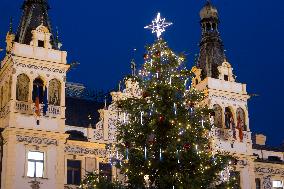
(67, 160), (81, 185)
(224, 75), (229, 81)
(99, 163), (112, 182)
(27, 151), (44, 178)
(273, 180), (283, 188)
(38, 40), (45, 48)
(255, 178), (261, 189)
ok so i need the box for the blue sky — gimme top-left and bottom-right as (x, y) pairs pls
(1, 0), (284, 146)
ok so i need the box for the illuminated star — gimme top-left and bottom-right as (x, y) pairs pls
(144, 12), (173, 39)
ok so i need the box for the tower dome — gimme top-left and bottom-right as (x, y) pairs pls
(200, 1), (218, 20)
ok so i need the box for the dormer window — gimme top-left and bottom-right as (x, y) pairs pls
(224, 75), (228, 81)
(38, 40), (45, 48)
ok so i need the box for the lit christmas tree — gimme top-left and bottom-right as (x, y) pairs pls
(115, 13), (239, 189)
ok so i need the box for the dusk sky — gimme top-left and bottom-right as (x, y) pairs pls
(0, 0), (283, 146)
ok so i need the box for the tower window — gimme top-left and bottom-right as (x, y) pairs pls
(32, 78), (45, 104)
(27, 151), (44, 178)
(224, 75), (229, 81)
(67, 160), (81, 185)
(38, 40), (45, 48)
(206, 23), (211, 31)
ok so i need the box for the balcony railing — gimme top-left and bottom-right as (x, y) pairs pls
(14, 101), (61, 117)
(211, 128), (251, 143)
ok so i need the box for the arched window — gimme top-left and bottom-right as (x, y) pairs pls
(213, 104), (223, 128)
(16, 74), (30, 102)
(237, 108), (246, 131)
(225, 107), (234, 129)
(48, 79), (61, 106)
(32, 78), (44, 104)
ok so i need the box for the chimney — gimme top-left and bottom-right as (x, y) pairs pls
(255, 134), (267, 146)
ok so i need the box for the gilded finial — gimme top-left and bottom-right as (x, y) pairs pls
(9, 17), (13, 33)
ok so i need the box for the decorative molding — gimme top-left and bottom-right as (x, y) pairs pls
(255, 167), (284, 177)
(64, 145), (108, 158)
(210, 94), (247, 103)
(16, 135), (58, 146)
(15, 62), (66, 74)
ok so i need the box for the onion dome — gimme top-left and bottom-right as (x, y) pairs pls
(200, 1), (218, 20)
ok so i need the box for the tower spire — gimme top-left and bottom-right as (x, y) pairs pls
(197, 1), (227, 79)
(15, 0), (57, 49)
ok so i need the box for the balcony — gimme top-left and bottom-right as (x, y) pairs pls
(211, 128), (251, 143)
(14, 101), (62, 117)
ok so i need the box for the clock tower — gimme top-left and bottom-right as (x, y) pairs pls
(192, 2), (256, 188)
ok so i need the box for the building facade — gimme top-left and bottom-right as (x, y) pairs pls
(0, 0), (283, 189)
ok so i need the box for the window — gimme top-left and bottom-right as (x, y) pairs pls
(27, 151), (44, 178)
(32, 78), (44, 104)
(99, 163), (112, 181)
(268, 156), (282, 162)
(38, 40), (44, 47)
(16, 74), (30, 102)
(273, 180), (283, 188)
(224, 75), (229, 81)
(255, 178), (261, 189)
(67, 160), (81, 185)
(48, 79), (61, 106)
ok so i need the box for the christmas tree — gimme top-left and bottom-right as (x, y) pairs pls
(115, 13), (238, 189)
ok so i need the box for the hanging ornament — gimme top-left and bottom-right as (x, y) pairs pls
(141, 111), (144, 125)
(159, 115), (165, 123)
(176, 149), (180, 163)
(125, 142), (130, 161)
(148, 133), (156, 145)
(174, 103), (177, 115)
(183, 143), (190, 150)
(144, 54), (149, 60)
(159, 148), (162, 161)
(155, 51), (161, 57)
(126, 148), (129, 160)
(201, 119), (205, 128)
(144, 146), (147, 160)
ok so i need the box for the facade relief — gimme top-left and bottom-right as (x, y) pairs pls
(16, 73), (30, 102)
(16, 135), (58, 146)
(48, 79), (61, 106)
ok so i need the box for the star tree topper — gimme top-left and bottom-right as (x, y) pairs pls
(145, 12), (173, 39)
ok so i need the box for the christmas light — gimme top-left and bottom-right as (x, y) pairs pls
(144, 12), (173, 39)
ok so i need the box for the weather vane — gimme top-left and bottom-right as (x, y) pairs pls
(144, 12), (173, 39)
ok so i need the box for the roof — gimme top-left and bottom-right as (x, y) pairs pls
(253, 144), (284, 153)
(65, 97), (104, 128)
(197, 2), (226, 80)
(15, 0), (58, 49)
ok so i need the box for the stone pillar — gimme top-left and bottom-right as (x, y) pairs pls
(1, 129), (17, 189)
(55, 137), (66, 189)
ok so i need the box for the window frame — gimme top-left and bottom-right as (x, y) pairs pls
(67, 159), (82, 186)
(27, 151), (45, 178)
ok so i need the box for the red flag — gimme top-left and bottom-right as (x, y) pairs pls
(237, 115), (243, 142)
(35, 86), (40, 117)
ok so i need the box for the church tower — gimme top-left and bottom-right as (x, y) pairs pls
(0, 0), (69, 188)
(192, 1), (256, 188)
